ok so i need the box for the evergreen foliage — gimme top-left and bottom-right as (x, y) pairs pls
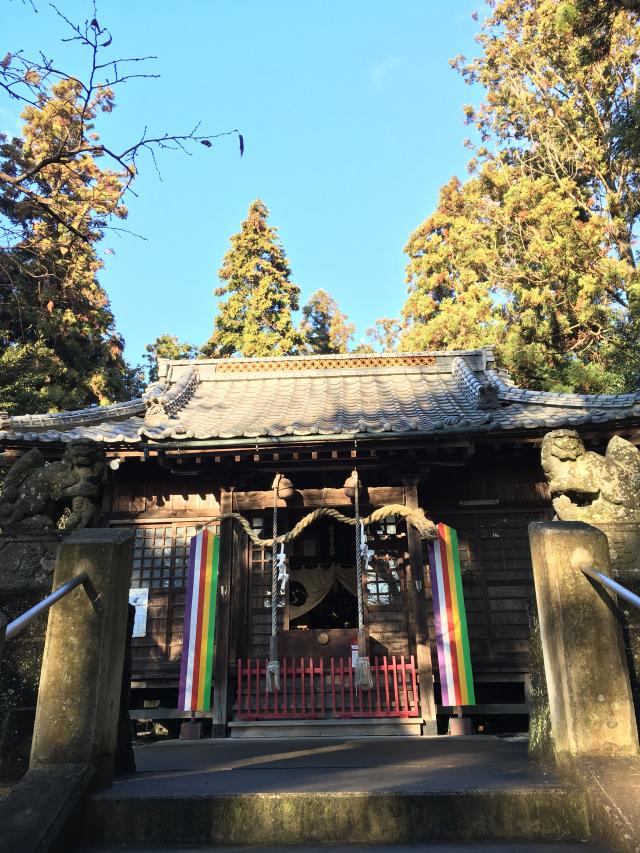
(300, 289), (354, 354)
(0, 79), (142, 413)
(202, 200), (302, 358)
(402, 0), (640, 392)
(145, 334), (199, 382)
(560, 0), (640, 62)
(0, 8), (239, 414)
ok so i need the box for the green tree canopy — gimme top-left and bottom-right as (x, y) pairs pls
(560, 0), (640, 62)
(402, 0), (640, 392)
(145, 334), (199, 383)
(403, 166), (628, 391)
(300, 289), (355, 354)
(0, 78), (142, 413)
(202, 200), (302, 358)
(0, 9), (239, 414)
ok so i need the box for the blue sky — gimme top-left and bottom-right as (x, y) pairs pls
(4, 1), (482, 366)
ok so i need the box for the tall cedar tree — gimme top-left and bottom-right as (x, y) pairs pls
(0, 8), (240, 414)
(300, 289), (355, 354)
(202, 200), (302, 358)
(0, 79), (141, 413)
(563, 1), (640, 163)
(561, 0), (640, 61)
(402, 0), (640, 392)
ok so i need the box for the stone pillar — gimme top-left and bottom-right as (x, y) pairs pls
(589, 522), (640, 732)
(0, 533), (60, 782)
(403, 477), (437, 735)
(529, 521), (638, 758)
(30, 529), (133, 788)
(0, 610), (5, 663)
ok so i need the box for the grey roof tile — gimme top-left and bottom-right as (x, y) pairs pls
(1, 349), (639, 446)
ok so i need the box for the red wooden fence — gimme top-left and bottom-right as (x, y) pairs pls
(235, 655), (419, 720)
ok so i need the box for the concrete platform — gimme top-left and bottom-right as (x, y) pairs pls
(80, 737), (593, 848)
(113, 735), (557, 795)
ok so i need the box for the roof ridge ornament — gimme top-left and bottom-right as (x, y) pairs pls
(143, 366), (200, 425)
(212, 353), (438, 373)
(486, 368), (637, 410)
(451, 356), (499, 411)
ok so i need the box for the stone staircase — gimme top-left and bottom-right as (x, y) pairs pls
(75, 737), (608, 851)
(78, 845), (607, 852)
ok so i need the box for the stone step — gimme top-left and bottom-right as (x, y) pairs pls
(82, 787), (591, 848)
(78, 845), (608, 853)
(228, 718), (424, 737)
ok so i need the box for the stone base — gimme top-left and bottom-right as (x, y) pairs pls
(228, 718), (424, 738)
(0, 534), (62, 783)
(588, 523), (640, 735)
(0, 708), (36, 783)
(83, 787), (590, 847)
(528, 599), (554, 769)
(528, 522), (638, 758)
(591, 523), (640, 581)
(0, 588), (53, 782)
(180, 721), (203, 740)
(449, 717), (474, 736)
(0, 533), (60, 594)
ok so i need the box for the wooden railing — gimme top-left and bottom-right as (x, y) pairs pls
(235, 655), (420, 720)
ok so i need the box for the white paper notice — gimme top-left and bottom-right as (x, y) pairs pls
(129, 587), (149, 638)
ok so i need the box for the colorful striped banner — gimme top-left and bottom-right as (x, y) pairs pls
(178, 528), (219, 711)
(427, 523), (475, 707)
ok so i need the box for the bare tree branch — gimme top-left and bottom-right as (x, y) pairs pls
(1, 2), (243, 255)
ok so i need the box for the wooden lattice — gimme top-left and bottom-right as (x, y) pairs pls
(215, 354), (437, 373)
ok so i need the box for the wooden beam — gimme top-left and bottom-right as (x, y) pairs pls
(403, 476), (437, 734)
(230, 487), (404, 511)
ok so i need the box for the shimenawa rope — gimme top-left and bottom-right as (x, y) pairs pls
(215, 504), (437, 547)
(213, 486), (437, 694)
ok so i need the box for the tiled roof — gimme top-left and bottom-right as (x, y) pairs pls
(1, 348), (639, 446)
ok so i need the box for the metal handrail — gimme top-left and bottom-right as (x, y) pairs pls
(582, 565), (640, 611)
(5, 572), (88, 640)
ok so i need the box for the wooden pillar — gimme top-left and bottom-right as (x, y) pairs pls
(403, 477), (437, 735)
(211, 488), (233, 737)
(229, 523), (248, 663)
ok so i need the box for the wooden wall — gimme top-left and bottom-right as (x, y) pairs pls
(108, 443), (552, 696)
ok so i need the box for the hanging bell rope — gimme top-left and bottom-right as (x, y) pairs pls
(266, 474), (283, 693)
(353, 470), (374, 692)
(216, 503), (437, 547)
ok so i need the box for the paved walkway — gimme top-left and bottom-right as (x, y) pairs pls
(104, 735), (563, 797)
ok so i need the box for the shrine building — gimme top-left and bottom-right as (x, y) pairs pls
(2, 347), (639, 736)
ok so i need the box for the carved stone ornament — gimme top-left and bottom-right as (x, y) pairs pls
(0, 534), (59, 592)
(0, 439), (105, 533)
(541, 429), (640, 523)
